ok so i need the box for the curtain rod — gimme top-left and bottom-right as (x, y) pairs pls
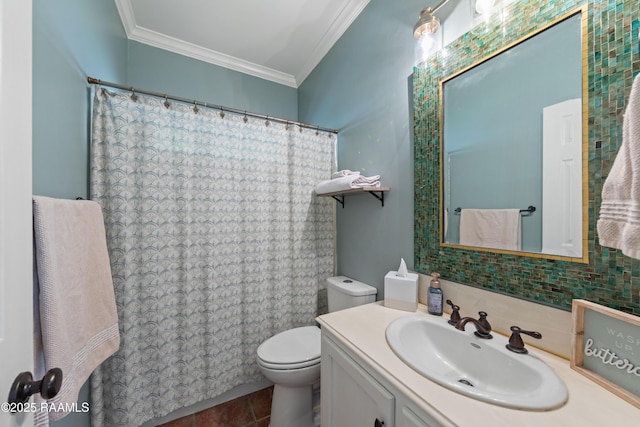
(87, 77), (339, 135)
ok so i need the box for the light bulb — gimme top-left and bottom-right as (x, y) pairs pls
(475, 0), (496, 15)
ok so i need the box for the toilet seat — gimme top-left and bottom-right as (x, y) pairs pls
(258, 356), (321, 370)
(257, 326), (321, 370)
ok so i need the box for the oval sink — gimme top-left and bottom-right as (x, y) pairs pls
(385, 315), (568, 410)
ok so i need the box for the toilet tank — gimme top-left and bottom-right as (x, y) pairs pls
(327, 276), (377, 312)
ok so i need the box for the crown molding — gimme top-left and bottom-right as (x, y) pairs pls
(115, 0), (296, 87)
(115, 0), (370, 88)
(130, 26), (298, 88)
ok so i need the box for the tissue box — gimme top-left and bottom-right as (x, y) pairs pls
(384, 271), (419, 312)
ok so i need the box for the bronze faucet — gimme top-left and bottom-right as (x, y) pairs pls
(455, 311), (493, 339)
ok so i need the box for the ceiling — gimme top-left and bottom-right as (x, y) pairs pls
(116, 0), (373, 88)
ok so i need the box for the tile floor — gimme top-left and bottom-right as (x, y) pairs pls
(157, 386), (273, 427)
(157, 383), (321, 427)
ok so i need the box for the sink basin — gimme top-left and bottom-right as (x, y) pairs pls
(385, 315), (568, 410)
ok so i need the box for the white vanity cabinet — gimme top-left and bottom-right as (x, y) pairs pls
(321, 334), (395, 426)
(321, 332), (440, 427)
(318, 302), (640, 427)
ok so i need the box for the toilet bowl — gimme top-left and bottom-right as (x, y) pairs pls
(257, 326), (321, 427)
(256, 276), (377, 427)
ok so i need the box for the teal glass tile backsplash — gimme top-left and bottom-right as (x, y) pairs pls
(414, 0), (640, 314)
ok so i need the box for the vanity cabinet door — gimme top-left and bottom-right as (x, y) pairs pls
(397, 406), (433, 427)
(322, 335), (395, 427)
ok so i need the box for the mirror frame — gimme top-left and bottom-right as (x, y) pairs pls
(438, 6), (589, 264)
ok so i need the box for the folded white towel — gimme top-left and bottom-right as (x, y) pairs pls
(315, 174), (381, 194)
(598, 74), (640, 259)
(331, 169), (361, 179)
(459, 209), (521, 251)
(32, 196), (120, 425)
(352, 174), (380, 186)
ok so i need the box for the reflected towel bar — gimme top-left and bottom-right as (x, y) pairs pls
(454, 206), (536, 215)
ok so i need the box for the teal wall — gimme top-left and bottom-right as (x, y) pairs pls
(298, 0), (424, 296)
(127, 41), (298, 121)
(33, 0), (128, 200)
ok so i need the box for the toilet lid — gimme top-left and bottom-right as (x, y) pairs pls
(257, 326), (321, 366)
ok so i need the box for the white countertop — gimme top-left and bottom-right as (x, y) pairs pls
(317, 302), (639, 426)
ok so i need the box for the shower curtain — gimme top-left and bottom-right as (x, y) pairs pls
(89, 88), (335, 426)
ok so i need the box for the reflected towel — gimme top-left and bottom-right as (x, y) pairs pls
(315, 174), (381, 194)
(32, 196), (120, 425)
(444, 208), (449, 241)
(598, 74), (640, 260)
(459, 209), (521, 251)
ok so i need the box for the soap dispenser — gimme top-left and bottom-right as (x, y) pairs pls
(428, 272), (443, 316)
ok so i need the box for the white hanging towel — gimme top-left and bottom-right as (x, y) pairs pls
(597, 74), (640, 260)
(459, 209), (522, 251)
(32, 196), (120, 425)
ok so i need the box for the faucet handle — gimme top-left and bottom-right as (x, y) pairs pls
(506, 326), (542, 354)
(477, 311), (491, 331)
(446, 299), (461, 326)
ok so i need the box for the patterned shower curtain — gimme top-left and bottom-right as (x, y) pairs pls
(89, 88), (335, 426)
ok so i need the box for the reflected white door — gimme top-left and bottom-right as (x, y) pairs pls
(0, 0), (34, 425)
(542, 98), (582, 258)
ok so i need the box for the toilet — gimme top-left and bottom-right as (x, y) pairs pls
(256, 276), (377, 427)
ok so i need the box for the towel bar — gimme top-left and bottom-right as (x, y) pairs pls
(454, 206), (536, 215)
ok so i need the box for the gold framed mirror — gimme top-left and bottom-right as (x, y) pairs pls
(439, 6), (588, 263)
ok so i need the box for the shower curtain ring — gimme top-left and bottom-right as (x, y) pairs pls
(265, 116), (270, 127)
(219, 108), (225, 119)
(243, 112), (248, 123)
(193, 100), (199, 114)
(130, 88), (138, 102)
(163, 95), (170, 109)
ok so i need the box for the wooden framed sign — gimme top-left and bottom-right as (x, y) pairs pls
(571, 299), (640, 408)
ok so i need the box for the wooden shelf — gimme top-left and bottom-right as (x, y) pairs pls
(317, 187), (390, 208)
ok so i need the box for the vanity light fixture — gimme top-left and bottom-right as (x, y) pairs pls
(413, 7), (439, 38)
(413, 0), (499, 66)
(413, 0), (451, 38)
(414, 0), (451, 66)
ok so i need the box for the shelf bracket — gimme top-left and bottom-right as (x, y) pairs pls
(331, 195), (345, 208)
(368, 190), (385, 207)
(323, 188), (388, 208)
